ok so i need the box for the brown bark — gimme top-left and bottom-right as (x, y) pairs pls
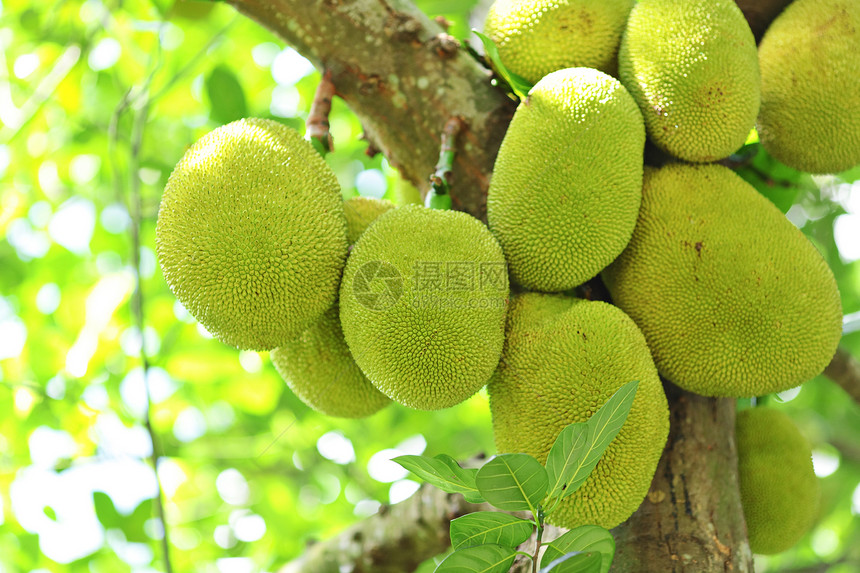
(279, 486), (482, 572)
(824, 347), (860, 406)
(226, 0), (515, 220)
(612, 384), (753, 572)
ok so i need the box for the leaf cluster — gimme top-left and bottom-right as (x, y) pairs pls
(394, 381), (639, 573)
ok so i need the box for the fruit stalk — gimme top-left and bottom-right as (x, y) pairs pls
(308, 68), (336, 154)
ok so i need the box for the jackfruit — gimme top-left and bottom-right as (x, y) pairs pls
(618, 0), (760, 162)
(602, 164), (842, 397)
(270, 306), (391, 418)
(156, 118), (348, 351)
(736, 407), (819, 554)
(339, 204), (509, 410)
(483, 0), (635, 84)
(343, 196), (395, 244)
(488, 292), (669, 529)
(487, 67), (645, 293)
(757, 0), (860, 174)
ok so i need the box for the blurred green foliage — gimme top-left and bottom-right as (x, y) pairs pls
(0, 0), (857, 572)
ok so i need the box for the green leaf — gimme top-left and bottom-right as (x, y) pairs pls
(542, 526), (615, 573)
(544, 422), (589, 503)
(206, 65), (248, 125)
(92, 491), (122, 529)
(553, 381), (639, 504)
(450, 511), (534, 550)
(539, 551), (602, 573)
(42, 506), (57, 521)
(471, 30), (533, 99)
(434, 544), (518, 573)
(475, 453), (547, 513)
(393, 454), (483, 503)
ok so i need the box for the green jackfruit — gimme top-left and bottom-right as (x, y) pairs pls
(340, 204), (509, 410)
(487, 67), (645, 293)
(757, 0), (860, 174)
(156, 118), (348, 351)
(618, 0), (760, 162)
(271, 306), (391, 418)
(488, 293), (669, 529)
(736, 407), (819, 554)
(483, 0), (635, 84)
(602, 164), (842, 397)
(343, 196), (395, 244)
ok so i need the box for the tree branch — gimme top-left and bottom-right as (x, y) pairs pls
(611, 384), (753, 572)
(824, 347), (860, 406)
(277, 480), (565, 572)
(279, 485), (478, 572)
(226, 0), (516, 220)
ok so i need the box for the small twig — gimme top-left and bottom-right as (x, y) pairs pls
(824, 347), (860, 407)
(425, 117), (463, 209)
(108, 22), (175, 573)
(307, 69), (336, 154)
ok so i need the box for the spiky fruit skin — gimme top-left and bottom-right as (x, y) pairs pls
(156, 118), (348, 351)
(271, 306), (390, 418)
(618, 0), (760, 162)
(483, 0), (635, 84)
(602, 164), (842, 397)
(488, 293), (669, 529)
(736, 407), (820, 554)
(343, 197), (395, 244)
(340, 205), (509, 410)
(757, 0), (860, 174)
(487, 68), (645, 293)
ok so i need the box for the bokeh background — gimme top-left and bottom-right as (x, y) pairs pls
(0, 0), (858, 571)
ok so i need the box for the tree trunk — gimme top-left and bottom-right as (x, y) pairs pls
(612, 384), (753, 572)
(225, 1), (821, 571)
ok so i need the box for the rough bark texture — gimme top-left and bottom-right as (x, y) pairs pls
(824, 346), (860, 406)
(226, 0), (515, 220)
(612, 384), (753, 572)
(279, 486), (482, 572)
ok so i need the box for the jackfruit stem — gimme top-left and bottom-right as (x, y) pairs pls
(308, 69), (335, 155)
(531, 511), (545, 573)
(425, 116), (462, 210)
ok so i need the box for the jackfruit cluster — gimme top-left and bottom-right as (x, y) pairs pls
(602, 164), (842, 397)
(757, 0), (860, 174)
(483, 0), (634, 84)
(339, 204), (509, 410)
(156, 118), (348, 351)
(488, 293), (669, 529)
(736, 407), (820, 555)
(154, 0), (852, 533)
(487, 67), (645, 292)
(618, 0), (760, 162)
